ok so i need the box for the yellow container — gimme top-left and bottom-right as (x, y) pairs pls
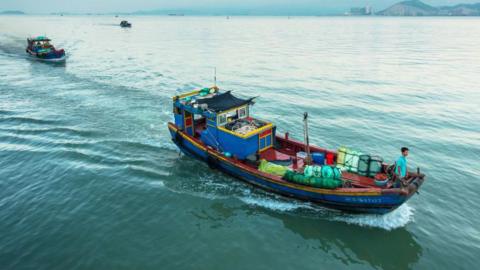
(337, 146), (348, 165)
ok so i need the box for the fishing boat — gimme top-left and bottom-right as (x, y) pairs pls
(120, 20), (132, 27)
(168, 86), (425, 214)
(26, 36), (66, 62)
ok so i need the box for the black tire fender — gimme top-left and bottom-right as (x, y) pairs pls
(173, 130), (183, 145)
(206, 155), (218, 169)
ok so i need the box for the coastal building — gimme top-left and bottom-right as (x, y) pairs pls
(347, 6), (373, 16)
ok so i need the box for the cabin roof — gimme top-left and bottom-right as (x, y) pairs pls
(29, 36), (50, 42)
(196, 91), (254, 113)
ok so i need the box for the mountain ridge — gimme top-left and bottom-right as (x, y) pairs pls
(377, 0), (480, 16)
(0, 10), (25, 15)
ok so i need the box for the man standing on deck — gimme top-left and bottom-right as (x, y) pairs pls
(395, 147), (409, 187)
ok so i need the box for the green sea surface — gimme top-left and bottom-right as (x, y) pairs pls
(1, 16), (479, 270)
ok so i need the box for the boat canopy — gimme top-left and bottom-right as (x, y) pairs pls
(29, 36), (51, 42)
(196, 91), (255, 112)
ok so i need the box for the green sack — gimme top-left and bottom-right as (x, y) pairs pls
(310, 177), (343, 189)
(283, 170), (296, 181)
(304, 165), (323, 178)
(333, 167), (342, 180)
(199, 88), (210, 96)
(321, 166), (333, 179)
(283, 170), (342, 189)
(293, 174), (307, 183)
(320, 165), (342, 180)
(258, 159), (289, 177)
(304, 165), (313, 177)
(283, 170), (310, 184)
(314, 166), (323, 177)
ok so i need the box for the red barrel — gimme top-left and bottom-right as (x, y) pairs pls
(326, 152), (335, 165)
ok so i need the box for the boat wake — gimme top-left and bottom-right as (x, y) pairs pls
(332, 204), (414, 230)
(0, 34), (26, 57)
(237, 192), (414, 230)
(238, 194), (318, 212)
(162, 162), (415, 231)
(146, 179), (166, 188)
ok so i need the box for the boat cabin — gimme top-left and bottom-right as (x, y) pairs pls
(172, 87), (275, 159)
(27, 36), (54, 52)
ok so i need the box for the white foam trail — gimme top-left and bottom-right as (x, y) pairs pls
(162, 110), (171, 116)
(158, 141), (179, 151)
(332, 203), (414, 230)
(148, 180), (165, 188)
(238, 195), (316, 212)
(162, 162), (414, 231)
(238, 192), (414, 230)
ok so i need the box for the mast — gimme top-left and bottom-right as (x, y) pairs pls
(303, 112), (312, 165)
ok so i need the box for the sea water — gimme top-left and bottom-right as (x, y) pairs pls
(1, 15), (479, 269)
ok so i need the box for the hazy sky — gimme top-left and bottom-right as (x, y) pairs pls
(1, 0), (478, 14)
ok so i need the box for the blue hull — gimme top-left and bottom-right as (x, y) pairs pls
(26, 50), (66, 62)
(169, 125), (419, 214)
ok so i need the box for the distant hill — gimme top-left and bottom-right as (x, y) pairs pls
(437, 3), (480, 16)
(377, 0), (480, 16)
(0, 10), (25, 15)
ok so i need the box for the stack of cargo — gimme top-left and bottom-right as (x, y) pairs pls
(283, 170), (342, 189)
(304, 165), (342, 180)
(337, 146), (384, 177)
(358, 155), (384, 177)
(257, 160), (343, 189)
(283, 165), (343, 189)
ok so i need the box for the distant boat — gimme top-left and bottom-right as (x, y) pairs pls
(120, 20), (132, 27)
(26, 36), (66, 62)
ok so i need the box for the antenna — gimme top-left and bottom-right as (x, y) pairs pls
(303, 112), (312, 166)
(214, 67), (217, 87)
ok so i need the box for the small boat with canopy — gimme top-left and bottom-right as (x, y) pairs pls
(26, 36), (66, 62)
(120, 20), (132, 27)
(168, 86), (425, 214)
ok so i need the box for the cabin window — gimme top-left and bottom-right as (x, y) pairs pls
(218, 114), (227, 126)
(259, 137), (266, 149)
(238, 107), (247, 119)
(266, 134), (271, 146)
